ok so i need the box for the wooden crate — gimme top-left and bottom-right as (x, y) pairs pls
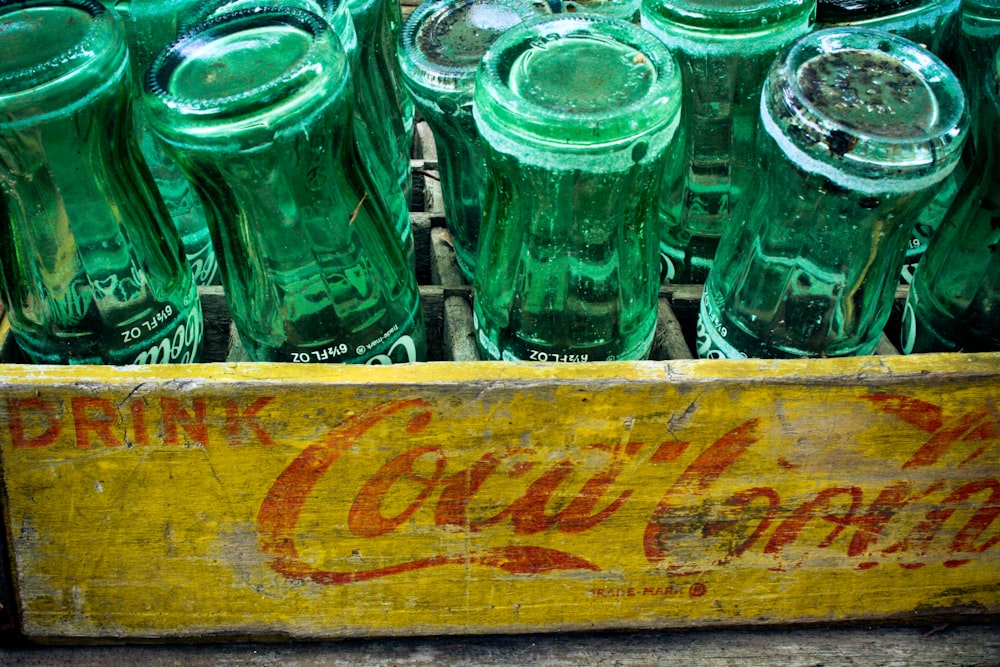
(0, 122), (998, 643)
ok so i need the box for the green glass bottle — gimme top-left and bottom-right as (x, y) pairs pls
(816, 0), (962, 58)
(110, 0), (221, 286)
(901, 46), (1000, 354)
(0, 0), (203, 365)
(956, 0), (1000, 146)
(179, 0), (419, 269)
(350, 0), (415, 219)
(187, 0), (359, 61)
(697, 28), (968, 359)
(473, 14), (682, 362)
(144, 8), (426, 363)
(895, 0), (1000, 284)
(641, 0), (816, 284)
(815, 2), (965, 284)
(398, 0), (549, 282)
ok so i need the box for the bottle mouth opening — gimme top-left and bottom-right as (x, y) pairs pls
(765, 27), (968, 187)
(144, 6), (342, 123)
(473, 14), (682, 148)
(963, 0), (1000, 20)
(0, 0), (118, 98)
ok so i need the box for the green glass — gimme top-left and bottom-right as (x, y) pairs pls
(698, 28), (968, 359)
(473, 15), (682, 362)
(897, 151), (965, 284)
(956, 0), (1000, 145)
(399, 0), (548, 282)
(816, 0), (962, 58)
(0, 0), (203, 364)
(178, 0), (420, 269)
(350, 0), (415, 219)
(186, 0), (359, 61)
(144, 8), (425, 363)
(108, 0), (202, 72)
(561, 0), (640, 23)
(901, 47), (1000, 354)
(816, 1), (965, 283)
(111, 0), (221, 285)
(640, 0), (816, 284)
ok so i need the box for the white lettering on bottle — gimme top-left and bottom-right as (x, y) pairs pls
(130, 301), (203, 365)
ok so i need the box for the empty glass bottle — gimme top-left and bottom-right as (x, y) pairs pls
(111, 0), (221, 286)
(179, 0), (418, 270)
(473, 14), (682, 362)
(816, 0), (962, 59)
(697, 28), (968, 359)
(641, 0), (816, 284)
(901, 46), (1000, 354)
(144, 8), (425, 363)
(399, 0), (549, 282)
(815, 2), (965, 283)
(0, 0), (203, 365)
(956, 0), (1000, 145)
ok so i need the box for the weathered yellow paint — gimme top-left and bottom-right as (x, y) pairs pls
(1, 353), (998, 640)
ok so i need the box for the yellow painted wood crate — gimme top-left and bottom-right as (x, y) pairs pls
(2, 115), (1000, 642)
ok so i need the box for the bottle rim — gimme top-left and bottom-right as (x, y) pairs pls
(562, 0), (639, 23)
(0, 0), (124, 111)
(180, 0), (359, 65)
(345, 0), (377, 16)
(815, 0), (932, 23)
(962, 0), (1000, 20)
(398, 0), (548, 95)
(639, 0), (816, 35)
(144, 6), (347, 142)
(763, 26), (968, 193)
(473, 14), (682, 149)
(181, 0), (347, 38)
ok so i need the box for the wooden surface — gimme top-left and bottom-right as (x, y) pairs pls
(0, 349), (998, 640)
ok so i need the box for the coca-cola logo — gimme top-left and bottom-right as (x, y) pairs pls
(187, 241), (219, 286)
(130, 299), (203, 365)
(252, 395), (998, 583)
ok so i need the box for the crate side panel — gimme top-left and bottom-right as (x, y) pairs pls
(0, 358), (998, 640)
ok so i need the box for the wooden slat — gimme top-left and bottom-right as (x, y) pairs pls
(430, 226), (467, 287)
(443, 295), (479, 361)
(652, 299), (693, 360)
